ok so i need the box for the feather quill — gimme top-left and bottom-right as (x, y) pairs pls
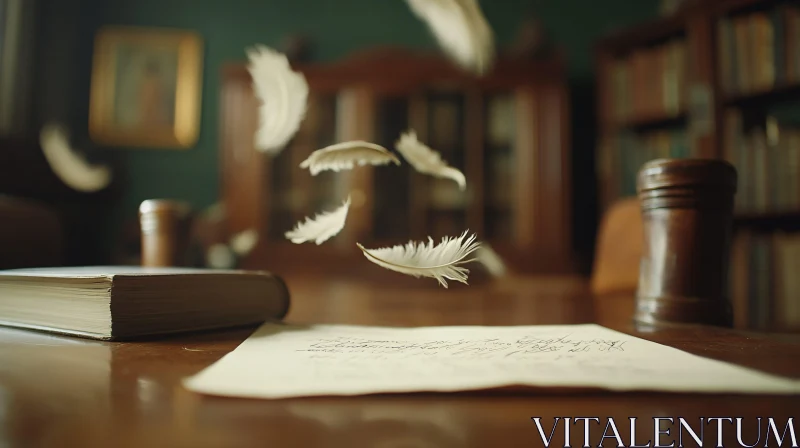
(405, 0), (495, 75)
(395, 130), (466, 190)
(285, 196), (351, 244)
(299, 141), (401, 175)
(357, 231), (481, 288)
(246, 44), (309, 154)
(39, 123), (112, 193)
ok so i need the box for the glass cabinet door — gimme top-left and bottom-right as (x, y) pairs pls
(483, 92), (516, 241)
(266, 92), (341, 241)
(371, 95), (412, 241)
(420, 88), (469, 240)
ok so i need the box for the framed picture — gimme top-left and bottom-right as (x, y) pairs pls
(88, 26), (203, 149)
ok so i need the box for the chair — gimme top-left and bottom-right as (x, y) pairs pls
(590, 197), (643, 296)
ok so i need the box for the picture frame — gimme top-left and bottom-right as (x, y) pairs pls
(88, 26), (203, 149)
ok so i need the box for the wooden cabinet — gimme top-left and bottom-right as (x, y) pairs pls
(219, 47), (574, 274)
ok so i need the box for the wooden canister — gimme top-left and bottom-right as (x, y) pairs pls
(635, 158), (738, 328)
(139, 199), (193, 267)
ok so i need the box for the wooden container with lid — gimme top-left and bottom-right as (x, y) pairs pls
(635, 158), (738, 328)
(139, 199), (193, 267)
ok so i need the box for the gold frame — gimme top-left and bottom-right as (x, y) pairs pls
(88, 26), (203, 149)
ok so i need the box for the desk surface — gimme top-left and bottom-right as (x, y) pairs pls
(1, 274), (799, 447)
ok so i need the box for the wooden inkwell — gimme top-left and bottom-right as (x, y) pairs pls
(634, 158), (738, 328)
(139, 199), (194, 267)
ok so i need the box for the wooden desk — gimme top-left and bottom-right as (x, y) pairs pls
(1, 274), (798, 447)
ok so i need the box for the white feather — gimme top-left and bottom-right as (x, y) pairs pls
(39, 123), (112, 193)
(299, 141), (401, 175)
(405, 0), (495, 75)
(206, 244), (236, 269)
(395, 130), (466, 190)
(357, 231), (481, 288)
(285, 196), (351, 245)
(476, 243), (507, 277)
(246, 44), (309, 155)
(230, 229), (259, 256)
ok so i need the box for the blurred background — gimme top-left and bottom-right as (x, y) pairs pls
(1, 0), (799, 333)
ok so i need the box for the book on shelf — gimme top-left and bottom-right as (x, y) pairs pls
(597, 0), (800, 332)
(730, 231), (800, 332)
(717, 4), (800, 97)
(723, 110), (800, 214)
(792, 7), (800, 83)
(608, 39), (687, 125)
(606, 129), (692, 197)
(0, 266), (290, 340)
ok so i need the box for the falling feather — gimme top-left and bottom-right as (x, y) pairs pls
(285, 196), (351, 245)
(299, 141), (401, 175)
(246, 44), (309, 154)
(206, 244), (236, 269)
(230, 229), (259, 256)
(395, 130), (466, 190)
(405, 0), (495, 75)
(476, 243), (507, 277)
(39, 123), (112, 193)
(357, 231), (481, 288)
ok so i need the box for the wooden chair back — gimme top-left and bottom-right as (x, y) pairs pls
(590, 197), (643, 296)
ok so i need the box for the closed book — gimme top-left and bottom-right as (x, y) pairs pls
(0, 266), (290, 340)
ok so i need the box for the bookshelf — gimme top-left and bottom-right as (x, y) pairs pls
(596, 0), (800, 332)
(219, 46), (575, 276)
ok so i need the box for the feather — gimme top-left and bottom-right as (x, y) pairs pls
(206, 243), (236, 269)
(246, 44), (309, 154)
(476, 243), (507, 277)
(405, 0), (495, 75)
(299, 141), (401, 175)
(395, 130), (466, 190)
(285, 196), (351, 244)
(230, 229), (259, 256)
(39, 123), (112, 193)
(357, 231), (481, 288)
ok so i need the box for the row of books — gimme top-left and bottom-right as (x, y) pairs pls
(717, 5), (800, 97)
(604, 129), (693, 197)
(730, 230), (800, 332)
(607, 40), (687, 125)
(723, 110), (800, 214)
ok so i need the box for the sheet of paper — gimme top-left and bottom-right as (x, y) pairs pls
(182, 323), (800, 399)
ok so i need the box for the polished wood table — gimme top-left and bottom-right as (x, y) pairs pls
(1, 273), (799, 447)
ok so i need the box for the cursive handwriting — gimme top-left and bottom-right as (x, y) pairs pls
(296, 334), (626, 359)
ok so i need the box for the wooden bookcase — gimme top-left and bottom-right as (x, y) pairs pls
(219, 47), (575, 276)
(595, 0), (800, 332)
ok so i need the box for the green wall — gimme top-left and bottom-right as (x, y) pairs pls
(33, 0), (658, 264)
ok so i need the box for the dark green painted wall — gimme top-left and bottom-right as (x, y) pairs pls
(33, 0), (659, 265)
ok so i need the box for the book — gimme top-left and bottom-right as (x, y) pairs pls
(729, 231), (800, 333)
(0, 266), (290, 340)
